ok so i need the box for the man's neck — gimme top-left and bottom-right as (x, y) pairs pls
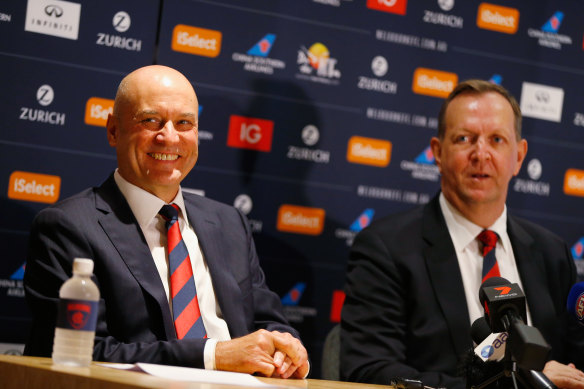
(443, 194), (504, 229)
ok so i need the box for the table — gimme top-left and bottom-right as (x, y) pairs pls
(0, 355), (392, 389)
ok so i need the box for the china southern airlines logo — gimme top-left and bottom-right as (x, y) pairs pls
(0, 263), (25, 298)
(335, 209), (375, 246)
(573, 238), (584, 260)
(542, 11), (563, 33)
(489, 74), (502, 85)
(247, 34), (275, 57)
(281, 282), (306, 306)
(11, 263), (26, 280)
(400, 146), (440, 181)
(414, 146), (435, 164)
(527, 11), (572, 50)
(232, 33), (285, 74)
(349, 209), (375, 232)
(281, 282), (316, 323)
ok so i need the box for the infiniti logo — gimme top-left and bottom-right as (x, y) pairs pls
(535, 90), (550, 103)
(44, 5), (63, 18)
(36, 85), (55, 106)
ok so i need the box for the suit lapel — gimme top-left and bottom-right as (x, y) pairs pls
(184, 196), (246, 337)
(423, 196), (472, 356)
(507, 216), (549, 327)
(95, 175), (176, 339)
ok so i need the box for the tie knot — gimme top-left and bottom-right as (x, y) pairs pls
(159, 203), (180, 223)
(477, 229), (498, 249)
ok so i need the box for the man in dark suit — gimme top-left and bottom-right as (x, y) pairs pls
(340, 80), (584, 388)
(24, 65), (308, 378)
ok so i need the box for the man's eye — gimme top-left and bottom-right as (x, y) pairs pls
(456, 135), (468, 143)
(493, 136), (503, 143)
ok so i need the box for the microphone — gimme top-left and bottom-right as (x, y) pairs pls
(472, 317), (507, 362)
(467, 317), (557, 389)
(479, 277), (550, 371)
(478, 276), (526, 333)
(567, 282), (584, 326)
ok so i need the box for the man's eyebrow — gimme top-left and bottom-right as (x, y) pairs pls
(135, 110), (159, 116)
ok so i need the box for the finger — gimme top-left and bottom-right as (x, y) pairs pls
(279, 358), (296, 379)
(278, 356), (292, 375)
(290, 361), (310, 379)
(273, 350), (285, 368)
(270, 332), (307, 366)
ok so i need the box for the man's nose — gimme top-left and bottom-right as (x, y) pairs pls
(156, 120), (179, 142)
(472, 138), (491, 161)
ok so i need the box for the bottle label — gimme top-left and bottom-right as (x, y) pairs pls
(56, 299), (98, 331)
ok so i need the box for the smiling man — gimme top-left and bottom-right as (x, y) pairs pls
(24, 65), (308, 379)
(340, 80), (584, 389)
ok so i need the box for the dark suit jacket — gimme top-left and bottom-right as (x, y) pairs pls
(340, 194), (584, 388)
(24, 174), (297, 367)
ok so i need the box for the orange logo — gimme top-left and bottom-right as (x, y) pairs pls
(8, 171), (61, 204)
(564, 169), (584, 197)
(84, 97), (114, 127)
(366, 0), (407, 15)
(494, 286), (511, 295)
(277, 205), (325, 235)
(346, 136), (391, 167)
(171, 24), (222, 57)
(476, 3), (520, 34)
(412, 68), (458, 98)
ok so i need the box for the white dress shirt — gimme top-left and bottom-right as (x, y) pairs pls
(114, 170), (230, 369)
(438, 193), (532, 327)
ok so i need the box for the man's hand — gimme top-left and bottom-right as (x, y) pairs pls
(543, 360), (584, 389)
(215, 329), (309, 379)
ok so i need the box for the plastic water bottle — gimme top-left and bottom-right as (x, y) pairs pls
(52, 258), (100, 367)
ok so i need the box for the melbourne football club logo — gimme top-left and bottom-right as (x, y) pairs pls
(67, 302), (92, 330)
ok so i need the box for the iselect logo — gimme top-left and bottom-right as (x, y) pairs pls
(8, 171), (61, 203)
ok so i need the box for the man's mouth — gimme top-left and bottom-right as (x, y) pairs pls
(149, 153), (179, 161)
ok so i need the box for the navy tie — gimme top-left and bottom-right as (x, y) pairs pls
(477, 229), (500, 283)
(159, 204), (206, 339)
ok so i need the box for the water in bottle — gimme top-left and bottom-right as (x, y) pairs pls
(52, 258), (100, 367)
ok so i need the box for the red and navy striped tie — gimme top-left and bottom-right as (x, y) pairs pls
(477, 229), (500, 283)
(159, 204), (206, 339)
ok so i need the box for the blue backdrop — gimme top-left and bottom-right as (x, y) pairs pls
(1, 0), (584, 375)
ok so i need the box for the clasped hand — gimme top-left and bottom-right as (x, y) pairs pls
(215, 329), (309, 379)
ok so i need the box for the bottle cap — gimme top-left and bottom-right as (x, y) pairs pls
(73, 258), (94, 275)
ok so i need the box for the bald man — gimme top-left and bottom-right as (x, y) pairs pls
(24, 65), (309, 378)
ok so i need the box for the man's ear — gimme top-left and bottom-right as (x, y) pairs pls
(513, 138), (528, 176)
(106, 114), (117, 147)
(430, 137), (442, 173)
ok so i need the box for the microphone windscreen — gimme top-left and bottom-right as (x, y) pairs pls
(479, 277), (510, 306)
(471, 317), (491, 344)
(567, 282), (584, 325)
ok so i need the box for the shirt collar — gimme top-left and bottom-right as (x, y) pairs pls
(113, 169), (188, 228)
(439, 192), (508, 253)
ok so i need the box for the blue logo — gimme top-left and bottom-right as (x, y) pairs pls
(572, 238), (584, 260)
(281, 282), (306, 306)
(542, 11), (564, 33)
(481, 345), (494, 358)
(489, 74), (503, 85)
(349, 209), (375, 232)
(10, 263), (26, 280)
(247, 34), (276, 57)
(414, 146), (435, 164)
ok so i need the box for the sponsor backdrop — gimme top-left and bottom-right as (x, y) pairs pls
(1, 0), (584, 376)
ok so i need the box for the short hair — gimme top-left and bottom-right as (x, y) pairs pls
(437, 79), (522, 140)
